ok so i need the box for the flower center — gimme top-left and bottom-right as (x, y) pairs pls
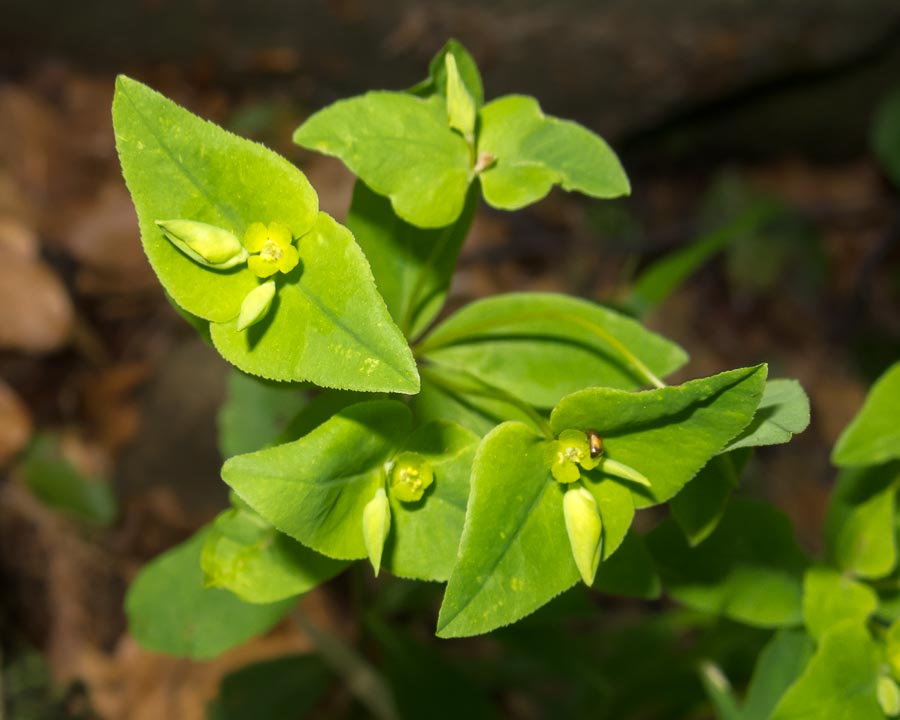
(260, 239), (282, 262)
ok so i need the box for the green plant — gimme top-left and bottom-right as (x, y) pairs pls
(112, 41), (900, 718)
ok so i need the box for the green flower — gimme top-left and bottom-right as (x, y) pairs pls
(546, 429), (600, 484)
(389, 452), (434, 502)
(243, 222), (299, 278)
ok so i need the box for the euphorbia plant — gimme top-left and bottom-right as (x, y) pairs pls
(111, 39), (900, 718)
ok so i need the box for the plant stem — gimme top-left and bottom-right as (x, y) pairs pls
(293, 608), (398, 720)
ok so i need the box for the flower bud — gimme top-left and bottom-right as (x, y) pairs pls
(880, 676), (900, 717)
(362, 487), (391, 577)
(389, 452), (434, 502)
(445, 53), (475, 142)
(237, 281), (276, 331)
(156, 219), (248, 269)
(596, 457), (651, 488)
(563, 485), (603, 586)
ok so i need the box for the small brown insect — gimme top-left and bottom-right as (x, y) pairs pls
(586, 430), (603, 459)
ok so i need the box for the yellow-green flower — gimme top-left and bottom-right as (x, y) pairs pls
(243, 222), (299, 278)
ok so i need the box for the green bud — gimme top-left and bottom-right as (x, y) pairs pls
(563, 485), (603, 586)
(156, 219), (248, 269)
(444, 53), (476, 142)
(596, 456), (651, 488)
(362, 487), (391, 577)
(237, 281), (276, 331)
(879, 675), (900, 717)
(389, 452), (434, 502)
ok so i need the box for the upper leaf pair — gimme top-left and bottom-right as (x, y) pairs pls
(112, 76), (418, 394)
(294, 40), (630, 229)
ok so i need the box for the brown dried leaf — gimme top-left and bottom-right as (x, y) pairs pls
(0, 379), (33, 465)
(0, 257), (73, 353)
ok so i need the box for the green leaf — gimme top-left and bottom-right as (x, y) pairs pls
(414, 364), (540, 436)
(801, 566), (877, 641)
(294, 92), (472, 228)
(626, 204), (774, 317)
(201, 506), (347, 603)
(418, 292), (689, 408)
(873, 87), (900, 189)
(551, 366), (767, 507)
(833, 361), (900, 467)
(825, 462), (900, 579)
(476, 95), (629, 210)
(222, 401), (412, 560)
(126, 528), (294, 659)
(722, 379), (810, 452)
(113, 75), (317, 323)
(742, 629), (815, 720)
(409, 39), (485, 109)
(346, 180), (477, 340)
(436, 422), (573, 638)
(19, 434), (116, 525)
(648, 501), (809, 628)
(670, 451), (750, 547)
(114, 77), (416, 394)
(383, 421), (479, 581)
(593, 530), (661, 600)
(217, 370), (307, 457)
(769, 621), (882, 720)
(437, 422), (634, 638)
(209, 212), (419, 393)
(208, 654), (333, 720)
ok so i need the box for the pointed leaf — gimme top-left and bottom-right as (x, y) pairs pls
(825, 462), (900, 579)
(477, 95), (629, 210)
(201, 506), (347, 603)
(294, 92), (472, 228)
(346, 180), (477, 340)
(551, 366), (767, 507)
(833, 361), (900, 467)
(384, 421), (479, 581)
(217, 370), (307, 458)
(742, 629), (815, 720)
(721, 379), (810, 452)
(210, 213), (419, 393)
(112, 75), (317, 323)
(671, 450), (750, 547)
(409, 39), (484, 108)
(648, 501), (809, 627)
(437, 422), (634, 638)
(769, 621), (882, 720)
(222, 401), (412, 560)
(418, 292), (689, 408)
(801, 566), (877, 641)
(126, 528), (295, 659)
(437, 422), (573, 638)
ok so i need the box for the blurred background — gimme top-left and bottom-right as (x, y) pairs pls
(1, 1), (900, 718)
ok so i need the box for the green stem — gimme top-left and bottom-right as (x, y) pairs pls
(421, 363), (553, 438)
(415, 310), (666, 389)
(293, 608), (398, 720)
